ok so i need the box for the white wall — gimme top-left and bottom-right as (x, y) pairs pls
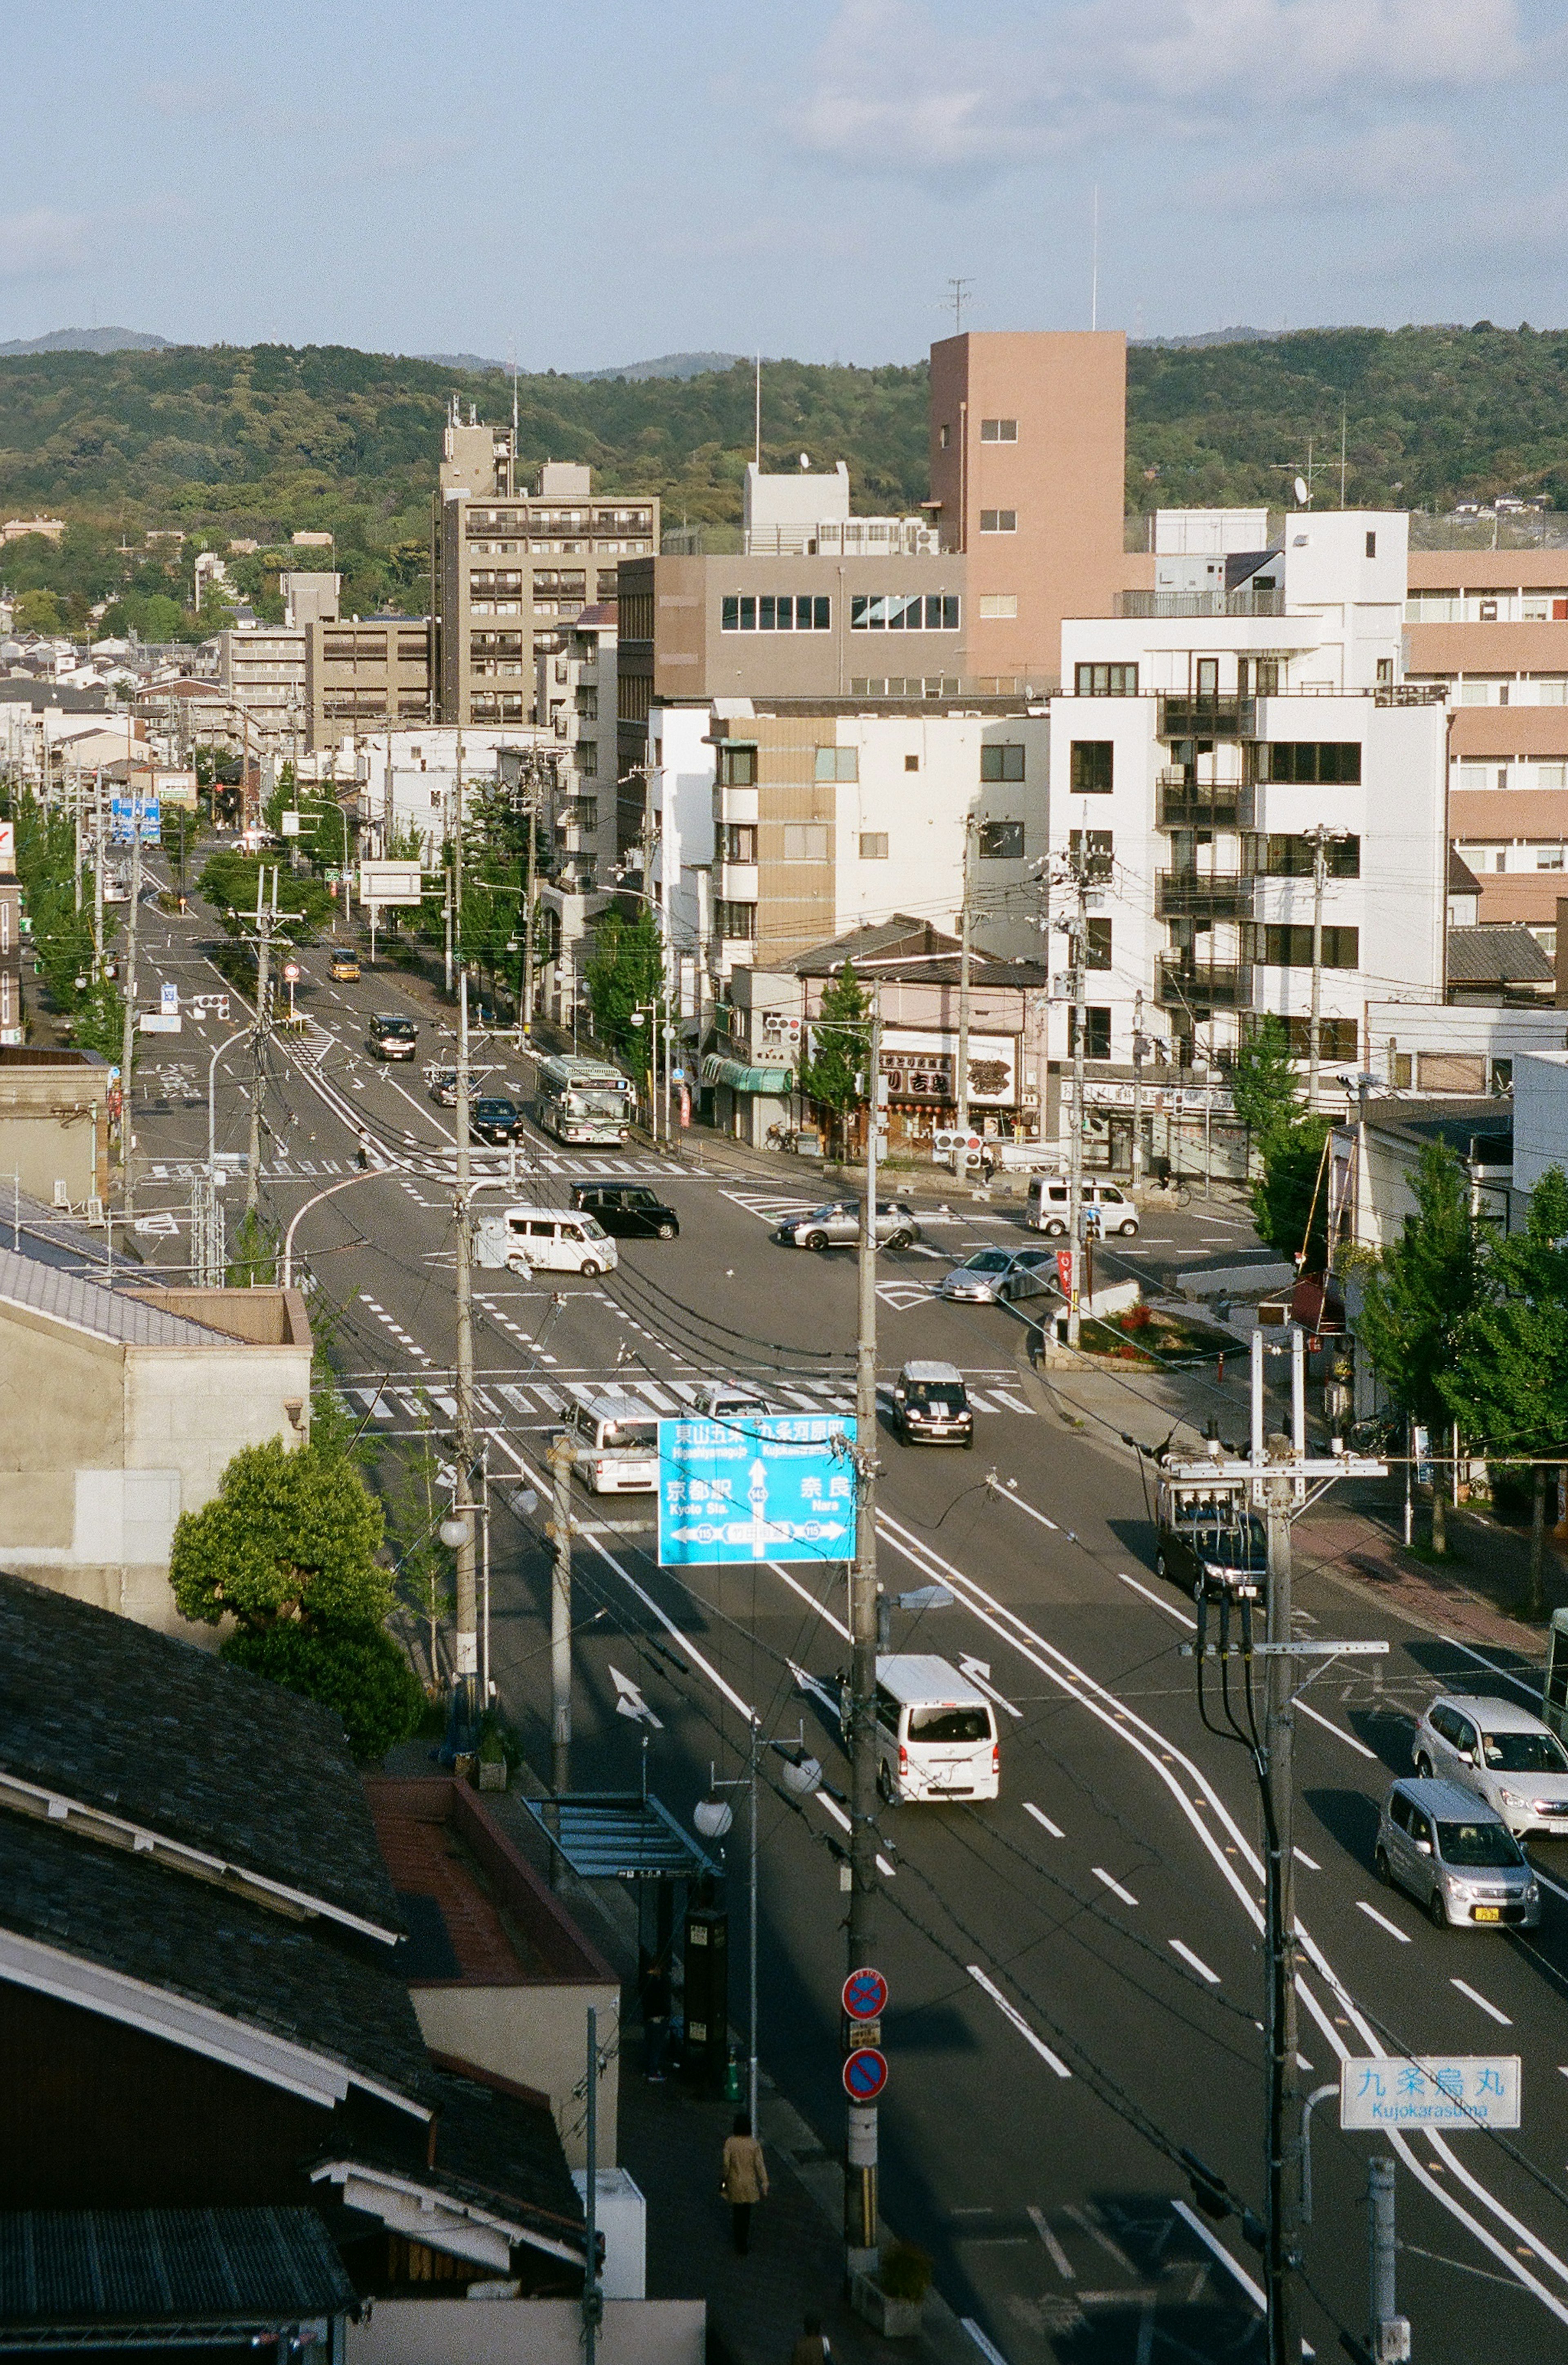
(348, 2298), (704, 2365)
(744, 461), (851, 531)
(649, 706), (715, 992)
(1512, 1051), (1568, 1199)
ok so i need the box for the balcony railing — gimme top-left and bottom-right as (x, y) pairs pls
(1116, 588), (1283, 620)
(1156, 779), (1252, 831)
(1156, 693), (1257, 742)
(1155, 872), (1252, 920)
(1156, 959), (1254, 1012)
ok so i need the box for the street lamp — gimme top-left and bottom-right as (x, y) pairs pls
(695, 1728), (821, 2128)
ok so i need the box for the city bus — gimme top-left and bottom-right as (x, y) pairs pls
(535, 1054), (636, 1146)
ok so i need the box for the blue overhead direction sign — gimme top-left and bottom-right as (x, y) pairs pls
(657, 1413), (858, 1566)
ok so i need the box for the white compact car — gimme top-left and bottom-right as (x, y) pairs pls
(1411, 1694), (1568, 1837)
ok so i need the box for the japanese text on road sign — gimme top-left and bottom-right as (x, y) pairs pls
(1340, 2055), (1520, 2130)
(657, 1414), (858, 1566)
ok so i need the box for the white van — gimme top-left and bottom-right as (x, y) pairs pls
(475, 1205), (619, 1277)
(1026, 1177), (1140, 1238)
(559, 1390), (660, 1493)
(842, 1655), (1000, 1804)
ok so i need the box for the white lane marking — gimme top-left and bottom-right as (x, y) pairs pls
(1421, 1630), (1543, 1708)
(966, 1964), (1071, 2078)
(960, 2320), (1012, 2365)
(1026, 2206), (1075, 2281)
(1092, 1866), (1139, 1907)
(1452, 1977), (1513, 2027)
(1528, 1859), (1568, 1904)
(1169, 2202), (1270, 2322)
(813, 1788), (895, 1877)
(765, 1560), (851, 1643)
(1356, 1900), (1412, 1944)
(1117, 1570), (1195, 1627)
(1169, 1938), (1221, 1985)
(873, 1506), (1568, 2326)
(956, 1654), (1023, 1719)
(1296, 1696), (1378, 1761)
(1294, 1846), (1322, 1871)
(990, 1485), (1056, 1532)
(1023, 1801), (1065, 1839)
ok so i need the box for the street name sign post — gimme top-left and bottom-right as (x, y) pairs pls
(1341, 2055), (1520, 2130)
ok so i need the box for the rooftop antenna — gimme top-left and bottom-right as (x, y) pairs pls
(945, 277), (973, 334)
(1090, 184), (1099, 332)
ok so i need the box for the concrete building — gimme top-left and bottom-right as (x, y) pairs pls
(0, 1256), (313, 1632)
(305, 616), (431, 752)
(282, 569), (341, 627)
(1404, 550), (1568, 945)
(341, 724), (550, 861)
(0, 866), (19, 1049)
(532, 603), (619, 1021)
(218, 623), (306, 744)
(431, 403), (657, 730)
(1048, 509), (1448, 1077)
(0, 1049), (114, 1204)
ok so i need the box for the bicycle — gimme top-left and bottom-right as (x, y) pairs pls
(765, 1122), (800, 1153)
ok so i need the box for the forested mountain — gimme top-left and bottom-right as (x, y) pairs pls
(3, 323), (1566, 634)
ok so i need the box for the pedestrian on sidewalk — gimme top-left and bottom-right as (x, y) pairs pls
(641, 1956), (670, 2083)
(720, 2111), (768, 2255)
(791, 2312), (831, 2365)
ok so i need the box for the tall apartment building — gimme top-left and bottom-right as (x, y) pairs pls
(532, 603), (621, 1021)
(216, 625), (306, 745)
(431, 403), (657, 730)
(1049, 510), (1448, 1078)
(305, 617), (431, 751)
(1403, 551), (1568, 945)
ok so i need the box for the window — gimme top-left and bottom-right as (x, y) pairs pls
(722, 824), (757, 862)
(721, 594), (830, 632)
(1238, 657), (1280, 695)
(814, 745), (859, 781)
(1365, 531), (1377, 559)
(1255, 742), (1363, 785)
(1070, 741), (1114, 793)
(715, 900), (757, 940)
(1281, 1016), (1358, 1058)
(1250, 924), (1360, 969)
(1535, 844), (1565, 871)
(782, 823), (831, 862)
(939, 423), (951, 449)
(718, 744), (757, 786)
(978, 820), (1025, 860)
(1376, 656), (1394, 685)
(980, 418), (1018, 442)
(1196, 658), (1219, 696)
(860, 832), (889, 859)
(576, 744), (598, 778)
(980, 743), (1025, 782)
(1069, 828), (1113, 881)
(1243, 833), (1360, 878)
(979, 509), (1018, 533)
(1086, 917), (1112, 971)
(850, 593), (960, 630)
(978, 594), (1018, 619)
(1076, 662), (1139, 695)
(1070, 1007), (1112, 1061)
(904, 753), (920, 772)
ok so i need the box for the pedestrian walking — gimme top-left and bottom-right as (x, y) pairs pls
(356, 1129), (372, 1169)
(641, 1956), (670, 2083)
(790, 2313), (831, 2365)
(720, 2111), (768, 2255)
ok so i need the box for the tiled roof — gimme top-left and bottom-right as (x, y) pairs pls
(786, 913), (1047, 986)
(1446, 925), (1554, 984)
(0, 2209), (355, 2334)
(0, 1572), (402, 1937)
(0, 1248), (227, 1347)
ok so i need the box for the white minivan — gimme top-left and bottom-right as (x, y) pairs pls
(1026, 1177), (1140, 1237)
(475, 1205), (619, 1278)
(842, 1655), (1000, 1804)
(558, 1390), (660, 1493)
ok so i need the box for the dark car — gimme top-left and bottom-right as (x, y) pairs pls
(472, 1095), (523, 1143)
(368, 1014), (418, 1061)
(428, 1068), (458, 1107)
(572, 1184), (679, 1240)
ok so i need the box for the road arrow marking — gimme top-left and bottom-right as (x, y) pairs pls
(958, 1654), (1022, 1719)
(608, 1665), (663, 1729)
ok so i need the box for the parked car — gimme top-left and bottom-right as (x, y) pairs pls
(773, 1199), (920, 1251)
(472, 1095), (523, 1144)
(1375, 1777), (1540, 1929)
(1412, 1695), (1568, 1837)
(368, 1014), (418, 1061)
(891, 1360), (973, 1448)
(328, 952), (360, 982)
(572, 1184), (679, 1240)
(938, 1246), (1058, 1305)
(1026, 1178), (1140, 1237)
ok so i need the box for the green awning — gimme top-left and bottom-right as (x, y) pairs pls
(702, 1055), (794, 1095)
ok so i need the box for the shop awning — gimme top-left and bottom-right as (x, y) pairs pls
(701, 1055), (794, 1095)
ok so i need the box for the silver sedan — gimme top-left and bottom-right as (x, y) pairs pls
(773, 1199), (921, 1251)
(938, 1246), (1059, 1305)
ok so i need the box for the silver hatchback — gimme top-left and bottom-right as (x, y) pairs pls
(938, 1246), (1059, 1305)
(1375, 1777), (1540, 1930)
(774, 1199), (920, 1251)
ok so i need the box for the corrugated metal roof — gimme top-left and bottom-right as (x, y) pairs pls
(0, 1249), (226, 1347)
(0, 2208), (355, 2332)
(1446, 926), (1554, 984)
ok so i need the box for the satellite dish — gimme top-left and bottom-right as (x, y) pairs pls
(1294, 475), (1309, 506)
(799, 452), (811, 469)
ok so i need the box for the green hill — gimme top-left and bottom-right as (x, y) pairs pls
(3, 324), (1566, 634)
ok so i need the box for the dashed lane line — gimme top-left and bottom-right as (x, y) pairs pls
(1091, 1866), (1139, 1907)
(1023, 1801), (1065, 1839)
(1452, 1977), (1512, 2027)
(1169, 1937), (1221, 1986)
(966, 1965), (1071, 2080)
(1356, 1900), (1412, 1944)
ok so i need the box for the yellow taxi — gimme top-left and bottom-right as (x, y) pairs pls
(328, 952), (361, 982)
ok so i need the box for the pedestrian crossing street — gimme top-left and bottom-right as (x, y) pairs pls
(341, 1367), (1038, 1428)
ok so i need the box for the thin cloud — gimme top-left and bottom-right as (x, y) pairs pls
(0, 208), (92, 281)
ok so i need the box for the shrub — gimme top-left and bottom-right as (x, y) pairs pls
(879, 2243), (933, 2303)
(222, 1622), (422, 1763)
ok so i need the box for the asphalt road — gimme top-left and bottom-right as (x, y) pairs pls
(109, 863), (1568, 2365)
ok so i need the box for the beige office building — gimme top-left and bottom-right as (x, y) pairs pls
(431, 403), (657, 729)
(305, 617), (432, 751)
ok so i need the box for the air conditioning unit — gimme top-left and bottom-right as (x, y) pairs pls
(53, 1179), (69, 1208)
(1022, 1087), (1039, 1107)
(85, 1197), (104, 1224)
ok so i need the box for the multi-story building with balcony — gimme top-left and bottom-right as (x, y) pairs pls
(530, 603), (621, 1021)
(431, 403), (656, 730)
(305, 616), (431, 751)
(1049, 510), (1448, 1078)
(216, 625), (306, 748)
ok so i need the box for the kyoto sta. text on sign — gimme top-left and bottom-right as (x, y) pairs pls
(657, 1414), (858, 1566)
(1340, 2055), (1521, 2130)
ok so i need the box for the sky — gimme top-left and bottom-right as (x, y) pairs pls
(5, 0), (1568, 366)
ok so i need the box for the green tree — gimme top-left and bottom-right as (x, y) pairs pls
(13, 587), (63, 634)
(797, 964), (869, 1151)
(221, 1623), (422, 1761)
(226, 1208), (278, 1288)
(584, 908), (664, 1070)
(386, 1399), (454, 1679)
(1443, 1168), (1568, 1616)
(170, 1435), (388, 1633)
(1250, 1115), (1330, 1270)
(1357, 1143), (1484, 1554)
(1231, 1015), (1300, 1155)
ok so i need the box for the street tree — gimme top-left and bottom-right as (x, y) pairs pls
(1250, 1115), (1330, 1272)
(1357, 1142), (1484, 1553)
(797, 963), (870, 1154)
(1231, 1015), (1300, 1154)
(1443, 1167), (1568, 1616)
(584, 908), (664, 1072)
(170, 1435), (388, 1634)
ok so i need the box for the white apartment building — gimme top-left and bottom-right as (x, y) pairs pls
(1049, 510), (1448, 1076)
(533, 604), (620, 1021)
(342, 724), (551, 861)
(217, 624), (307, 746)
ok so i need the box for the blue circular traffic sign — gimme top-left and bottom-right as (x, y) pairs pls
(842, 2047), (888, 2102)
(843, 1966), (889, 2022)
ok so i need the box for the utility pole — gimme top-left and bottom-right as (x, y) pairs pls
(846, 986), (882, 2276)
(245, 866), (276, 1222)
(1367, 2157), (1409, 2363)
(1064, 851), (1089, 1345)
(519, 755), (540, 1047)
(1304, 826), (1345, 1113)
(956, 811), (974, 1137)
(549, 1425), (574, 1795)
(118, 792), (143, 1225)
(1131, 985), (1145, 1185)
(451, 966), (479, 1753)
(92, 771), (105, 979)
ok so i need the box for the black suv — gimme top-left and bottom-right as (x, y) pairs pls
(571, 1184), (679, 1241)
(472, 1095), (523, 1144)
(368, 1015), (418, 1061)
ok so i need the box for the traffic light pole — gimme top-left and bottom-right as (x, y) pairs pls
(451, 966), (479, 1753)
(846, 990), (882, 2274)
